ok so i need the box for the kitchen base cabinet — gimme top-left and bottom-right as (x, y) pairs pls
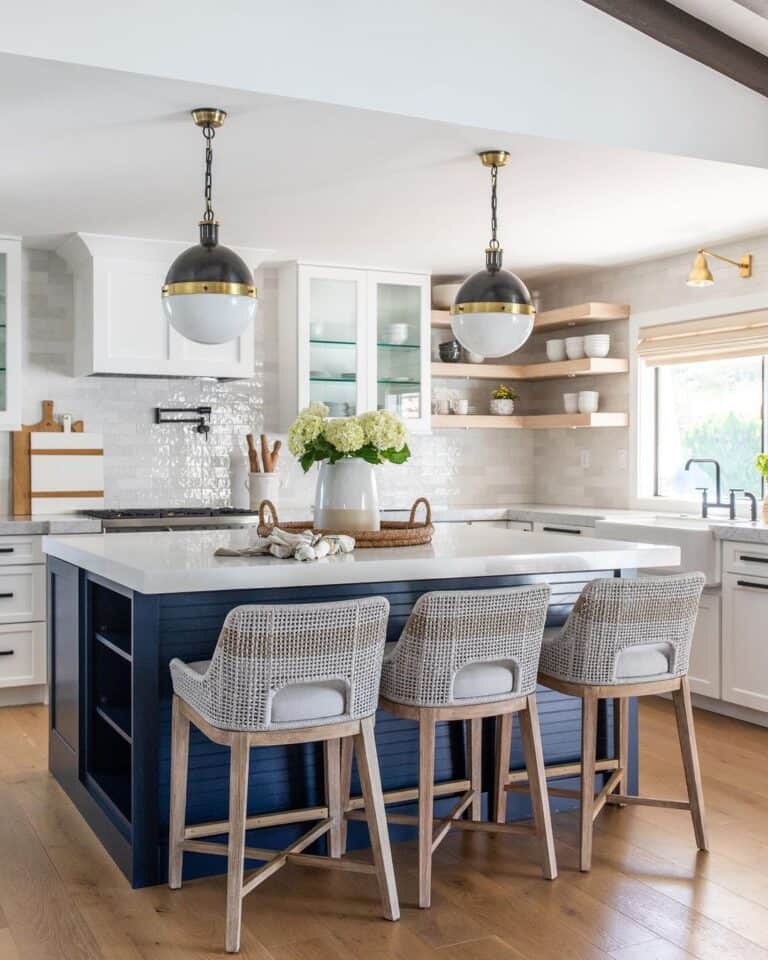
(688, 589), (721, 699)
(723, 571), (768, 713)
(533, 521), (593, 537)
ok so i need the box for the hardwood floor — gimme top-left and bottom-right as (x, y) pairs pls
(0, 699), (767, 959)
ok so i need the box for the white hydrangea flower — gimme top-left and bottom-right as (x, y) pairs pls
(323, 417), (365, 453)
(359, 409), (407, 451)
(287, 404), (327, 457)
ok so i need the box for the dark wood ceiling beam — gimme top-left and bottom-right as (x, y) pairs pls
(582, 0), (768, 98)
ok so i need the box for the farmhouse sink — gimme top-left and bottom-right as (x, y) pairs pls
(594, 517), (720, 585)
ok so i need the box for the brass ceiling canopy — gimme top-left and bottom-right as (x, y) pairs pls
(191, 108), (228, 129)
(479, 150), (510, 168)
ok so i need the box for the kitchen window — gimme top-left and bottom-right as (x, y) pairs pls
(653, 354), (767, 499)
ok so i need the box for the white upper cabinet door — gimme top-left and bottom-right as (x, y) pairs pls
(0, 237), (22, 430)
(366, 271), (430, 434)
(58, 233), (268, 378)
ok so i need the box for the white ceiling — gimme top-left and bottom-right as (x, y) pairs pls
(3, 54), (768, 280)
(668, 1), (768, 55)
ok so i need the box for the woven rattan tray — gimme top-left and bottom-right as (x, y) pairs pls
(257, 497), (434, 548)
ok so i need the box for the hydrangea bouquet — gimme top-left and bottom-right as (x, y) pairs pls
(288, 403), (411, 472)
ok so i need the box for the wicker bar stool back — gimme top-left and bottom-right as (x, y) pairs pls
(167, 597), (398, 953)
(345, 584), (557, 909)
(510, 572), (707, 873)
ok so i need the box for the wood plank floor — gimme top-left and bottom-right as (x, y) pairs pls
(0, 699), (767, 959)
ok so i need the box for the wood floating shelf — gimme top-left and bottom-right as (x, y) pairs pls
(431, 357), (628, 381)
(431, 302), (629, 332)
(431, 413), (628, 430)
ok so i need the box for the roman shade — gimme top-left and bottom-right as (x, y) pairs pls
(637, 309), (768, 366)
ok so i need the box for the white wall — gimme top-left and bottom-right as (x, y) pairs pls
(3, 1), (768, 168)
(7, 250), (535, 515)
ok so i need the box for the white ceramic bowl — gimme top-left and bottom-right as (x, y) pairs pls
(464, 350), (485, 364)
(563, 392), (579, 414)
(388, 322), (410, 345)
(431, 282), (462, 309)
(546, 339), (566, 362)
(584, 335), (610, 358)
(578, 391), (600, 414)
(565, 336), (585, 360)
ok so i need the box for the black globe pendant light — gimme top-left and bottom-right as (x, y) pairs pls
(162, 108), (257, 345)
(450, 150), (535, 358)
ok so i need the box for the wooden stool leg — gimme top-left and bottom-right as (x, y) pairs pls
(519, 695), (557, 880)
(494, 712), (513, 824)
(339, 734), (354, 854)
(672, 677), (708, 851)
(467, 718), (483, 821)
(354, 717), (400, 921)
(225, 735), (250, 954)
(579, 693), (598, 872)
(324, 737), (342, 858)
(613, 696), (630, 805)
(418, 716), (436, 908)
(168, 695), (190, 890)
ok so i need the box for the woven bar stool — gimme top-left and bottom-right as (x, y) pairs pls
(505, 573), (707, 873)
(167, 597), (399, 954)
(345, 585), (557, 909)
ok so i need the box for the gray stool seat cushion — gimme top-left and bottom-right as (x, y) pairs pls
(538, 573), (704, 686)
(380, 585), (550, 707)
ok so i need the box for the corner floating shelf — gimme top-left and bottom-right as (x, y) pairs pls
(430, 302), (629, 332)
(431, 413), (628, 430)
(431, 358), (628, 381)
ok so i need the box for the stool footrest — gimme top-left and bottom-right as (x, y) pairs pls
(184, 804), (329, 840)
(241, 819), (332, 898)
(286, 853), (377, 875)
(605, 794), (691, 810)
(508, 758), (618, 785)
(345, 778), (470, 812)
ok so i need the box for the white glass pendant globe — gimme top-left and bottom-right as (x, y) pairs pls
(163, 293), (257, 345)
(450, 311), (534, 358)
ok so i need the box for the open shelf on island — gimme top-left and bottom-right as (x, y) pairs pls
(96, 703), (132, 744)
(431, 358), (628, 380)
(431, 412), (628, 429)
(430, 302), (629, 332)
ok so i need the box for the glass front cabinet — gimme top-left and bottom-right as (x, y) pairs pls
(277, 263), (430, 432)
(0, 237), (21, 430)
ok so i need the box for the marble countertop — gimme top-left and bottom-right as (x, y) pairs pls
(0, 514), (103, 535)
(42, 525), (680, 595)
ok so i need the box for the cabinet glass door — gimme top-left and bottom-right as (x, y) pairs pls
(0, 238), (20, 429)
(369, 273), (429, 429)
(307, 273), (363, 417)
(0, 253), (6, 411)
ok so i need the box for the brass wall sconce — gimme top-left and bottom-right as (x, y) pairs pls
(686, 248), (753, 287)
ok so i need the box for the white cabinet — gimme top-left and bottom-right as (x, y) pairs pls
(57, 233), (269, 378)
(0, 237), (22, 430)
(0, 623), (46, 688)
(688, 589), (721, 698)
(277, 263), (430, 432)
(507, 520), (533, 531)
(532, 521), (593, 537)
(723, 570), (768, 712)
(0, 535), (46, 700)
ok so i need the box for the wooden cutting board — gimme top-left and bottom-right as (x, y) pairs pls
(12, 400), (90, 516)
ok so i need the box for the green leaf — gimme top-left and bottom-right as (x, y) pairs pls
(382, 444), (411, 465)
(357, 444), (383, 465)
(300, 451), (316, 473)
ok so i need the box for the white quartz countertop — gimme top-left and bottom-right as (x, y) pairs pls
(0, 514), (102, 535)
(43, 525), (680, 595)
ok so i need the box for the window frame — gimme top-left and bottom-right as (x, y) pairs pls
(631, 294), (768, 513)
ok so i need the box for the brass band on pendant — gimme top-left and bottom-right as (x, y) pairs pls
(161, 281), (257, 297)
(449, 301), (535, 315)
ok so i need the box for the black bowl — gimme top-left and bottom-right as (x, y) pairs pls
(438, 339), (462, 362)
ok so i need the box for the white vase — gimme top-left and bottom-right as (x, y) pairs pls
(245, 472), (283, 512)
(489, 398), (515, 415)
(314, 459), (380, 532)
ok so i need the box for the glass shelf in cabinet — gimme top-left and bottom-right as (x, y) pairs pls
(378, 378), (420, 385)
(309, 338), (356, 346)
(309, 376), (357, 383)
(377, 342), (420, 349)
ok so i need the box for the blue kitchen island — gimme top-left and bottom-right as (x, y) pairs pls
(43, 525), (678, 887)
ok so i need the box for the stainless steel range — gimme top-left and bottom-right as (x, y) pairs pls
(81, 508), (262, 533)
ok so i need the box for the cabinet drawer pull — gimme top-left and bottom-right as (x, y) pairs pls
(0, 592), (15, 599)
(542, 526), (581, 535)
(739, 554), (768, 564)
(0, 548), (14, 554)
(736, 579), (768, 590)
(0, 649), (14, 656)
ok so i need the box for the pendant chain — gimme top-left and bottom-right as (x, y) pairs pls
(202, 123), (215, 223)
(489, 163), (500, 250)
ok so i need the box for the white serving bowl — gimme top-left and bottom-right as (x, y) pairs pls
(464, 350), (485, 364)
(584, 334), (610, 358)
(565, 336), (585, 360)
(431, 282), (462, 309)
(546, 339), (566, 362)
(578, 390), (600, 414)
(563, 392), (579, 414)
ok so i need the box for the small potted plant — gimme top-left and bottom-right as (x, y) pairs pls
(489, 384), (519, 415)
(755, 453), (768, 522)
